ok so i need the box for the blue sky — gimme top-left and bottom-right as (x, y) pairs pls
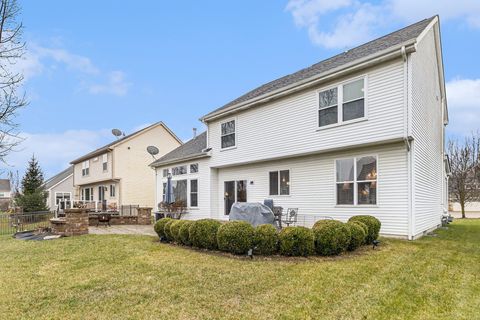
(2, 0), (480, 178)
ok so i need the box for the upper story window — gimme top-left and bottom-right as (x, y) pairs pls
(221, 120), (236, 149)
(172, 165), (187, 176)
(336, 155), (377, 205)
(190, 163), (198, 173)
(102, 154), (108, 172)
(269, 170), (290, 196)
(319, 78), (365, 128)
(82, 160), (90, 176)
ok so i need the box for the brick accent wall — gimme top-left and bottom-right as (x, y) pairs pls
(137, 207), (152, 225)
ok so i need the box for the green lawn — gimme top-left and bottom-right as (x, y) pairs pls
(0, 220), (479, 320)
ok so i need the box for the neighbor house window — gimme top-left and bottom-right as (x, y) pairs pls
(319, 78), (365, 127)
(269, 170), (290, 195)
(162, 169), (169, 177)
(336, 155), (377, 205)
(102, 154), (108, 172)
(172, 165), (187, 176)
(82, 160), (90, 176)
(110, 184), (116, 197)
(221, 120), (236, 149)
(81, 187), (93, 201)
(190, 179), (198, 207)
(190, 163), (198, 173)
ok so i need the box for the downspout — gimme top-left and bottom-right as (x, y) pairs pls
(402, 45), (414, 240)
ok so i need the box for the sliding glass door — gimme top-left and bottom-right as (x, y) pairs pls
(224, 180), (247, 215)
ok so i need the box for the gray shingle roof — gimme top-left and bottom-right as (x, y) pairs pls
(201, 16), (435, 121)
(150, 132), (208, 167)
(0, 179), (10, 192)
(70, 122), (182, 164)
(44, 166), (74, 190)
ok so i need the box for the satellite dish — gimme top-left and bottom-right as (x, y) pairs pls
(147, 146), (160, 159)
(112, 128), (123, 139)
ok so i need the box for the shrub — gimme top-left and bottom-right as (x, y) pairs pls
(164, 219), (176, 242)
(253, 224), (279, 255)
(179, 220), (194, 246)
(217, 221), (255, 255)
(279, 226), (315, 256)
(345, 222), (366, 251)
(348, 215), (381, 244)
(170, 220), (186, 243)
(313, 220), (350, 256)
(189, 219), (222, 250)
(351, 221), (368, 242)
(154, 218), (173, 240)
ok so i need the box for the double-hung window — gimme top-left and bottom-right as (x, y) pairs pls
(81, 187), (93, 201)
(336, 155), (377, 205)
(102, 154), (108, 172)
(221, 120), (236, 149)
(190, 179), (198, 207)
(82, 160), (90, 176)
(319, 78), (365, 127)
(110, 184), (116, 197)
(269, 170), (290, 195)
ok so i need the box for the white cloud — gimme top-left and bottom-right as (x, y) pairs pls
(3, 129), (112, 178)
(446, 78), (480, 136)
(88, 70), (131, 96)
(13, 42), (130, 96)
(286, 0), (480, 49)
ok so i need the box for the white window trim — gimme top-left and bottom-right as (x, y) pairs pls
(317, 75), (368, 131)
(220, 118), (237, 151)
(269, 169), (291, 196)
(109, 184), (116, 198)
(334, 154), (378, 207)
(189, 163), (199, 174)
(82, 160), (90, 177)
(102, 154), (108, 172)
(190, 179), (198, 208)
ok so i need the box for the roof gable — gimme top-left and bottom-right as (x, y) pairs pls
(201, 16), (435, 121)
(44, 166), (74, 190)
(150, 132), (208, 167)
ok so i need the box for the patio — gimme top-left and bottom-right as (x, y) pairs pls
(89, 224), (156, 236)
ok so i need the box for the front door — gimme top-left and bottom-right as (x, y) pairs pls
(224, 180), (247, 215)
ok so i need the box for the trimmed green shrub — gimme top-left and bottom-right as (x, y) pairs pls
(170, 220), (186, 243)
(279, 226), (315, 256)
(351, 221), (368, 242)
(313, 220), (350, 256)
(189, 219), (222, 250)
(154, 218), (173, 240)
(217, 221), (255, 255)
(348, 215), (381, 244)
(164, 219), (176, 242)
(345, 222), (366, 251)
(253, 224), (279, 255)
(179, 220), (194, 246)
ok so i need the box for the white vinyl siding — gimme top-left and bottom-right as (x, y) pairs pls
(82, 160), (90, 176)
(409, 26), (444, 236)
(214, 143), (408, 236)
(207, 60), (404, 168)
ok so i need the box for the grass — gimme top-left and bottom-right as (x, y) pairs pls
(0, 220), (479, 319)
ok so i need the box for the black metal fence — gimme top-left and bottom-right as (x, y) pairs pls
(0, 211), (53, 235)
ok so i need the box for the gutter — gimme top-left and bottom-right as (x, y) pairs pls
(201, 41), (417, 122)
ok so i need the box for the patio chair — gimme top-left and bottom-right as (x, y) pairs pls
(282, 208), (298, 227)
(272, 206), (283, 229)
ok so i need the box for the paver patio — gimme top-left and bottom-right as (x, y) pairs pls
(89, 225), (156, 236)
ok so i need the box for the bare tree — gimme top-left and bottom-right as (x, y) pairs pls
(448, 134), (480, 218)
(0, 0), (27, 163)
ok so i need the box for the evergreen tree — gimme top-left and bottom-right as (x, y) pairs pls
(15, 155), (48, 212)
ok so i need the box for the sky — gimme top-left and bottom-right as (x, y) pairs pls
(1, 0), (480, 179)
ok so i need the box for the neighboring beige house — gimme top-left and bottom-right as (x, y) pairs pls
(70, 122), (182, 211)
(43, 166), (74, 213)
(0, 179), (11, 211)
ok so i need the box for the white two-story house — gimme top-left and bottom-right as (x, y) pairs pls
(151, 16), (448, 240)
(71, 122), (182, 211)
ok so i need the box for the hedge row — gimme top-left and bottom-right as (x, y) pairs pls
(154, 215), (381, 257)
